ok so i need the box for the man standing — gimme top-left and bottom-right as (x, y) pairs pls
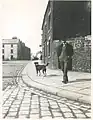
(56, 38), (73, 84)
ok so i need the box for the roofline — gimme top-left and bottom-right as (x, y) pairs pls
(41, 0), (50, 30)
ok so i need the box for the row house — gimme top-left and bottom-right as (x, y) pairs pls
(41, 1), (91, 72)
(2, 37), (31, 61)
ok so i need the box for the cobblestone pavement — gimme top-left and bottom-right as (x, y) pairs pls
(3, 84), (91, 119)
(2, 61), (91, 119)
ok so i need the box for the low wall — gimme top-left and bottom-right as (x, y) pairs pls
(71, 36), (91, 72)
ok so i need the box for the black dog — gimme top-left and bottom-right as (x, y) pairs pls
(34, 62), (49, 76)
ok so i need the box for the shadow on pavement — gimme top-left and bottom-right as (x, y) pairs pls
(47, 74), (62, 77)
(69, 79), (91, 83)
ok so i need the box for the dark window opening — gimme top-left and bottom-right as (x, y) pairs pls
(2, 55), (4, 60)
(11, 49), (13, 53)
(11, 44), (13, 47)
(2, 49), (4, 53)
(11, 55), (13, 60)
(2, 44), (4, 48)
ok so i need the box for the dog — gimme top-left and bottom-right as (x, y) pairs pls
(34, 62), (49, 76)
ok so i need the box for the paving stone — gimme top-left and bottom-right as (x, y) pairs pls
(8, 111), (17, 116)
(53, 111), (62, 117)
(64, 112), (74, 118)
(5, 116), (16, 118)
(9, 95), (16, 98)
(32, 95), (38, 99)
(49, 102), (58, 106)
(31, 104), (39, 109)
(3, 104), (10, 107)
(13, 100), (21, 104)
(23, 98), (31, 101)
(40, 101), (48, 105)
(2, 113), (6, 118)
(40, 106), (49, 111)
(30, 108), (39, 114)
(18, 115), (27, 118)
(20, 106), (29, 111)
(50, 105), (59, 109)
(51, 109), (60, 112)
(25, 95), (31, 98)
(30, 114), (39, 119)
(86, 109), (91, 112)
(2, 109), (8, 114)
(85, 112), (91, 117)
(59, 104), (67, 108)
(5, 100), (12, 104)
(16, 96), (23, 99)
(66, 102), (74, 106)
(2, 106), (9, 110)
(60, 107), (71, 112)
(41, 110), (51, 116)
(68, 105), (79, 110)
(22, 101), (30, 104)
(72, 109), (83, 113)
(3, 103), (11, 106)
(9, 107), (18, 112)
(40, 97), (47, 102)
(75, 113), (86, 118)
(8, 98), (15, 101)
(21, 104), (30, 107)
(41, 116), (52, 119)
(31, 101), (39, 105)
(11, 104), (20, 108)
(19, 110), (29, 115)
(80, 107), (89, 111)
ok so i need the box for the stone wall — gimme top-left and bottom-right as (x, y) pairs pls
(71, 36), (91, 73)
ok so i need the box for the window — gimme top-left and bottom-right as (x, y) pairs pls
(2, 49), (4, 53)
(11, 55), (13, 60)
(11, 44), (13, 47)
(11, 49), (13, 53)
(2, 44), (4, 48)
(2, 55), (4, 60)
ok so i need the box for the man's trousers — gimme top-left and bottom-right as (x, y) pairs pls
(60, 60), (68, 82)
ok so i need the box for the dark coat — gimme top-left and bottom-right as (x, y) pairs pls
(56, 43), (74, 58)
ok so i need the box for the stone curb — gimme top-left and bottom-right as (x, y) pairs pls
(22, 74), (91, 105)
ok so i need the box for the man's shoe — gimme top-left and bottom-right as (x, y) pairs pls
(62, 81), (68, 84)
(62, 81), (67, 84)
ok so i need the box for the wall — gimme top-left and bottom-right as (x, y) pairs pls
(71, 36), (91, 72)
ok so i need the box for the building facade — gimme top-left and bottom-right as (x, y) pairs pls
(2, 38), (31, 60)
(41, 1), (91, 72)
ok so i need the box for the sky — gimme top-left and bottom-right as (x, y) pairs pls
(1, 0), (48, 55)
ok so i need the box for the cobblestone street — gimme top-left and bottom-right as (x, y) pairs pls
(3, 84), (91, 119)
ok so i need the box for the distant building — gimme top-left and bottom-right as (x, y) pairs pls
(2, 37), (31, 60)
(41, 1), (91, 72)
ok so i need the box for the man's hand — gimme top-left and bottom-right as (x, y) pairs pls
(67, 56), (70, 58)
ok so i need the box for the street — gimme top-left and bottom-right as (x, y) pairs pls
(3, 85), (91, 119)
(2, 61), (91, 119)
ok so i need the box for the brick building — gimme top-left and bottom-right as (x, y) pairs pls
(2, 37), (31, 60)
(41, 1), (91, 72)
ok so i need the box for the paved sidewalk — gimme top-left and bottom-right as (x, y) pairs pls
(21, 61), (91, 104)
